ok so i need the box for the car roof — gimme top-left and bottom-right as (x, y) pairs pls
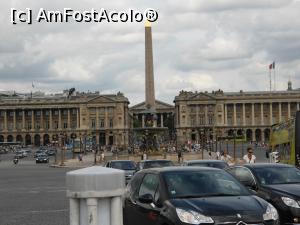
(141, 159), (172, 163)
(110, 160), (134, 162)
(241, 163), (294, 169)
(186, 160), (226, 163)
(142, 166), (222, 174)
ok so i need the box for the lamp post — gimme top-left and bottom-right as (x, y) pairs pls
(59, 132), (66, 166)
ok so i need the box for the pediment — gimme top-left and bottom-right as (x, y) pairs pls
(189, 92), (216, 100)
(87, 96), (115, 104)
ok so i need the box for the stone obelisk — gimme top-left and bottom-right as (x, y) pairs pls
(145, 20), (156, 110)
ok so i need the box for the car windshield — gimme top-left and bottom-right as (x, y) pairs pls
(111, 161), (136, 170)
(163, 170), (250, 198)
(189, 162), (228, 169)
(254, 167), (300, 185)
(144, 161), (173, 169)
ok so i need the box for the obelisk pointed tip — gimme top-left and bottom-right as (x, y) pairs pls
(145, 20), (151, 27)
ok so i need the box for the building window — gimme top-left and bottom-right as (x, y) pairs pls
(45, 110), (49, 116)
(100, 119), (105, 128)
(36, 122), (40, 129)
(8, 122), (13, 130)
(108, 107), (114, 114)
(54, 121), (58, 129)
(63, 122), (68, 129)
(54, 110), (59, 116)
(27, 123), (31, 130)
(99, 108), (105, 114)
(72, 109), (77, 115)
(199, 115), (205, 125)
(208, 116), (214, 125)
(91, 119), (96, 129)
(63, 110), (68, 116)
(109, 119), (113, 128)
(9, 112), (14, 117)
(45, 121), (49, 129)
(90, 108), (96, 114)
(27, 111), (32, 116)
(36, 111), (41, 116)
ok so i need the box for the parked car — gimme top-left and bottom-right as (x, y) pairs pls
(136, 160), (174, 170)
(183, 160), (229, 169)
(35, 153), (49, 163)
(34, 150), (45, 158)
(124, 167), (279, 225)
(227, 163), (300, 224)
(46, 149), (56, 156)
(105, 160), (137, 184)
(15, 150), (27, 158)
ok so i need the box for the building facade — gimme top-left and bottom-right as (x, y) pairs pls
(174, 88), (300, 145)
(0, 91), (130, 147)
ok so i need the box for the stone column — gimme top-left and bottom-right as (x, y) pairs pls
(58, 109), (62, 129)
(251, 103), (255, 126)
(76, 108), (80, 129)
(68, 109), (71, 129)
(160, 114), (164, 128)
(278, 103), (282, 123)
(13, 110), (16, 130)
(142, 115), (145, 128)
(205, 105), (208, 125)
(22, 110), (25, 130)
(269, 103), (273, 125)
(96, 108), (99, 129)
(252, 128), (256, 142)
(31, 110), (34, 130)
(86, 198), (98, 225)
(111, 196), (122, 225)
(297, 102), (300, 111)
(40, 110), (43, 130)
(288, 102), (291, 119)
(260, 103), (264, 125)
(233, 103), (237, 126)
(69, 198), (80, 225)
(4, 111), (7, 131)
(242, 103), (246, 126)
(196, 106), (199, 126)
(49, 109), (53, 130)
(105, 108), (108, 128)
(224, 104), (228, 125)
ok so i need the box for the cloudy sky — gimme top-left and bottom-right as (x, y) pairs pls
(1, 0), (300, 105)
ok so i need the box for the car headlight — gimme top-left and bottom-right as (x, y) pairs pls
(176, 208), (214, 224)
(282, 197), (300, 208)
(263, 203), (278, 221)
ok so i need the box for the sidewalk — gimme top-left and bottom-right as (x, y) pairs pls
(50, 151), (220, 168)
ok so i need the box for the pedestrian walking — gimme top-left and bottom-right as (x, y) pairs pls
(220, 151), (233, 165)
(177, 150), (183, 163)
(243, 147), (256, 164)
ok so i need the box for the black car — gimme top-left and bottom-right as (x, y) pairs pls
(183, 160), (229, 169)
(105, 160), (137, 184)
(35, 153), (49, 163)
(124, 167), (279, 225)
(227, 163), (300, 224)
(137, 160), (174, 170)
(34, 150), (45, 158)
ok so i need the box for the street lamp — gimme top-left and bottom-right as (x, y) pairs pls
(59, 132), (66, 166)
(233, 129), (236, 161)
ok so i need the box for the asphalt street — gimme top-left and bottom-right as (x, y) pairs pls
(0, 159), (74, 225)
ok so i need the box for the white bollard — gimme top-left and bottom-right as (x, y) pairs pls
(66, 166), (125, 225)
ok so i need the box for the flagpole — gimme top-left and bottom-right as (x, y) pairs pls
(269, 69), (272, 92)
(273, 62), (276, 91)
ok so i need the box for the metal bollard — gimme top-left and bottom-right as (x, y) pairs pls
(66, 166), (125, 225)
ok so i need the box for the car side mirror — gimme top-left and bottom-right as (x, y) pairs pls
(138, 194), (153, 204)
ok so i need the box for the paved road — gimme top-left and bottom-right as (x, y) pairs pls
(0, 162), (74, 225)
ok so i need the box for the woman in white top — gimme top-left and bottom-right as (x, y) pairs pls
(243, 147), (256, 164)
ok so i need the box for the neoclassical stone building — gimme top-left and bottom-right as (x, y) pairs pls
(0, 91), (130, 147)
(174, 87), (300, 145)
